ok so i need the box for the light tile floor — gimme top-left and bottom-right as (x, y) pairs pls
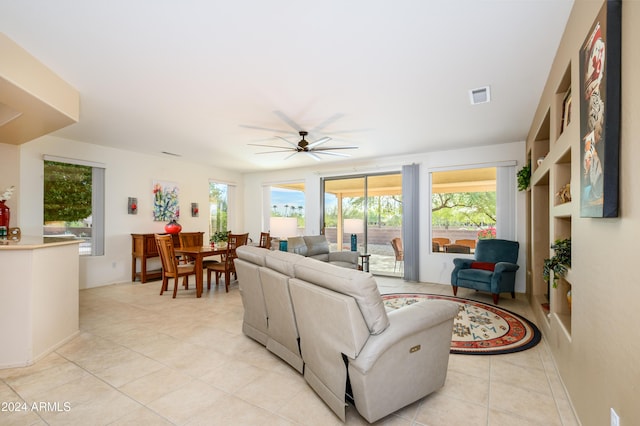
(0, 276), (580, 425)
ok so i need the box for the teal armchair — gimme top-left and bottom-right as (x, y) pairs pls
(450, 239), (520, 304)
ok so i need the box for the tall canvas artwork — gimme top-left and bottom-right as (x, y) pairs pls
(579, 0), (621, 218)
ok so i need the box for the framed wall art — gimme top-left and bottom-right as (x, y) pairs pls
(152, 180), (180, 221)
(579, 0), (621, 218)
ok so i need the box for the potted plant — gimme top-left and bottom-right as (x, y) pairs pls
(517, 161), (531, 191)
(210, 231), (229, 247)
(543, 238), (571, 288)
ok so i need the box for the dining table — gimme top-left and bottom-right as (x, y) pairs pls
(174, 245), (226, 297)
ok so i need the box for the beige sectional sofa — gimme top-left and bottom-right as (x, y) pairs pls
(234, 245), (458, 423)
(287, 235), (359, 269)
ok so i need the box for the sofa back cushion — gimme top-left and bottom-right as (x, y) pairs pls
(303, 235), (330, 256)
(236, 245), (268, 266)
(293, 257), (389, 334)
(266, 249), (304, 276)
(287, 237), (308, 256)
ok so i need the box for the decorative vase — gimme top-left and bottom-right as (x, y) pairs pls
(567, 289), (572, 312)
(164, 219), (182, 234)
(0, 200), (9, 237)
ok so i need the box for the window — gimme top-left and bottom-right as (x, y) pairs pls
(43, 157), (105, 256)
(270, 182), (305, 232)
(430, 164), (515, 254)
(209, 182), (228, 235)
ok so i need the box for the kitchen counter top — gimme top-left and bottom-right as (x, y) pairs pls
(0, 235), (82, 250)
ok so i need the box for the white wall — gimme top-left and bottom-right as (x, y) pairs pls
(243, 141), (527, 289)
(17, 135), (243, 289)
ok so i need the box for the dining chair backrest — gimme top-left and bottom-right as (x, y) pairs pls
(155, 234), (178, 274)
(224, 233), (248, 270)
(391, 237), (404, 261)
(454, 239), (476, 250)
(433, 237), (451, 247)
(445, 244), (471, 254)
(179, 232), (204, 248)
(259, 232), (271, 249)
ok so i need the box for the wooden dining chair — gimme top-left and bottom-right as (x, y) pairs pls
(454, 239), (477, 250)
(258, 232), (271, 249)
(206, 233), (248, 292)
(444, 244), (471, 254)
(178, 232), (204, 264)
(433, 237), (451, 247)
(155, 234), (197, 298)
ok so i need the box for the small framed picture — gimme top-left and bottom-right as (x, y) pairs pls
(128, 197), (138, 214)
(191, 202), (199, 217)
(561, 89), (572, 133)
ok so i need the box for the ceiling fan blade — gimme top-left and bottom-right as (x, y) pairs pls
(273, 110), (302, 133)
(275, 136), (300, 149)
(309, 113), (345, 133)
(307, 136), (331, 149)
(306, 152), (322, 161)
(312, 150), (352, 158)
(239, 124), (294, 134)
(255, 149), (296, 154)
(284, 151), (299, 160)
(313, 145), (358, 151)
(248, 143), (290, 148)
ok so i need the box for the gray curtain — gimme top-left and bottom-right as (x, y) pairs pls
(402, 163), (419, 281)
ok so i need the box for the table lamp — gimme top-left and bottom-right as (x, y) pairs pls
(344, 218), (364, 252)
(269, 217), (298, 251)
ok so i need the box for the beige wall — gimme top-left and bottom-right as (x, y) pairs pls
(528, 0), (640, 424)
(14, 135), (243, 288)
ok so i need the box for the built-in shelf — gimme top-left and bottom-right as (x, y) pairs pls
(527, 58), (575, 350)
(553, 202), (572, 217)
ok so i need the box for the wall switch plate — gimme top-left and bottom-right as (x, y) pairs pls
(611, 408), (620, 426)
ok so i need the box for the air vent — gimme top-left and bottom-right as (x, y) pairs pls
(469, 86), (491, 105)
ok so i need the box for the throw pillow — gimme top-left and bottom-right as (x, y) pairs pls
(470, 261), (496, 271)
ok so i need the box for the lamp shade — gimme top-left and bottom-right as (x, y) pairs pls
(270, 217), (298, 239)
(343, 218), (364, 234)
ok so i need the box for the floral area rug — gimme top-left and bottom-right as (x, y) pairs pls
(382, 293), (541, 355)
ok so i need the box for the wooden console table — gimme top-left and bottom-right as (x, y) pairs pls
(131, 233), (179, 283)
(131, 232), (205, 283)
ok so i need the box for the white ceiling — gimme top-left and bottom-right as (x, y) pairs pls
(1, 0), (573, 173)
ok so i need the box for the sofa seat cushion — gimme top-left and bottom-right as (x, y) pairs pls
(458, 268), (493, 283)
(329, 260), (357, 269)
(309, 253), (329, 262)
(294, 257), (389, 334)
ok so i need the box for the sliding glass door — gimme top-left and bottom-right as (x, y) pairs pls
(322, 173), (402, 276)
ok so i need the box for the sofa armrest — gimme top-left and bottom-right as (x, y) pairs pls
(452, 258), (474, 269)
(349, 299), (457, 374)
(328, 251), (359, 265)
(347, 299), (458, 422)
(494, 262), (519, 273)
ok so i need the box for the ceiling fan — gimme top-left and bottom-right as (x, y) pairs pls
(249, 131), (358, 161)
